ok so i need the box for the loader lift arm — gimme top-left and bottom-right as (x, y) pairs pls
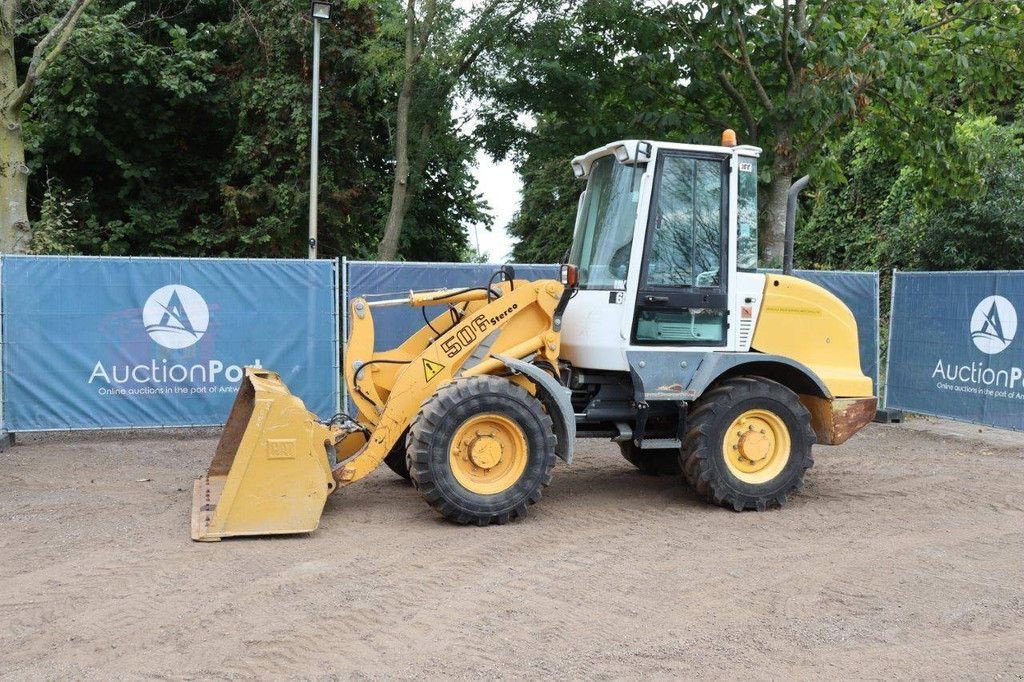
(336, 278), (569, 486)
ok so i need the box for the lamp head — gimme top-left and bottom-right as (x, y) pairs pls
(311, 1), (332, 20)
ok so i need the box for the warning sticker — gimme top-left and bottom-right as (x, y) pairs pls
(422, 358), (445, 382)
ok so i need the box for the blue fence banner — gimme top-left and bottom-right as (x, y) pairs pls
(345, 262), (878, 391)
(1, 256), (339, 431)
(886, 271), (1024, 431)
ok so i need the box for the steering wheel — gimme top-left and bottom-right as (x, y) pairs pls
(609, 242), (631, 279)
(694, 268), (719, 288)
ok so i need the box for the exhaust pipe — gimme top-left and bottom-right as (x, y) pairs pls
(783, 175), (810, 276)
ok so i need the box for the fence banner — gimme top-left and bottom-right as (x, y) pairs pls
(345, 262), (878, 391)
(1, 256), (339, 431)
(885, 271), (1024, 431)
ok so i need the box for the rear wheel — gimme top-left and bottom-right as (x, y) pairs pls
(681, 377), (815, 511)
(408, 376), (557, 525)
(618, 442), (682, 476)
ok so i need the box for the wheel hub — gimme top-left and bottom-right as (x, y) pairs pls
(737, 427), (771, 462)
(449, 413), (528, 495)
(722, 409), (792, 484)
(468, 434), (503, 469)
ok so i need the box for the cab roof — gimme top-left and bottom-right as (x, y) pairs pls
(570, 139), (762, 180)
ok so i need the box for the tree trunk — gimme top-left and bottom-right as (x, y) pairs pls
(0, 0), (92, 253)
(376, 66), (413, 260)
(397, 120), (433, 229)
(0, 108), (30, 253)
(762, 164), (792, 268)
(376, 0), (422, 262)
(0, 23), (29, 253)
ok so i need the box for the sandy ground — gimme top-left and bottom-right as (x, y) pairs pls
(2, 418), (1024, 680)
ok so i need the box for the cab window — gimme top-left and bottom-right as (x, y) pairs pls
(643, 155), (724, 289)
(568, 155), (643, 289)
(737, 155), (758, 270)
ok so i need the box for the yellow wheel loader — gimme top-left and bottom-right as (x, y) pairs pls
(191, 132), (877, 541)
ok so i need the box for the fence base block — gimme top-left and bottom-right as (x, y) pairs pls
(873, 409), (904, 424)
(0, 431), (13, 452)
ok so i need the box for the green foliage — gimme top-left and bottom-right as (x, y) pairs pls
(471, 0), (692, 261)
(505, 155), (579, 262)
(17, 0), (1024, 271)
(906, 120), (1024, 270)
(21, 0), (480, 260)
(21, 0), (225, 254)
(798, 118), (1024, 274)
(29, 177), (78, 255)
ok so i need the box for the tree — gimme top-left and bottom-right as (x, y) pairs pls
(799, 116), (1024, 274)
(485, 0), (1024, 265)
(1, 0), (91, 252)
(23, 0), (483, 261)
(470, 0), (695, 261)
(376, 0), (538, 260)
(661, 0), (1024, 264)
(376, 0), (436, 261)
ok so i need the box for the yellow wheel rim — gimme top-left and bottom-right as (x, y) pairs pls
(449, 413), (528, 495)
(722, 409), (791, 485)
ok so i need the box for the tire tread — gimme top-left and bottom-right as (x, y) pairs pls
(680, 376), (815, 511)
(408, 375), (556, 525)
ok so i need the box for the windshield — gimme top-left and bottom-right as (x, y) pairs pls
(569, 155), (642, 289)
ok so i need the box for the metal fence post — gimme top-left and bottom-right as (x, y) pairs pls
(874, 270), (881, 392)
(883, 269), (898, 409)
(332, 257), (341, 415)
(0, 256), (10, 451)
(340, 256), (348, 414)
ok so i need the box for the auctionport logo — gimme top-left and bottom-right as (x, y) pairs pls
(143, 285), (209, 349)
(89, 283), (259, 393)
(970, 295), (1017, 355)
(932, 293), (1024, 397)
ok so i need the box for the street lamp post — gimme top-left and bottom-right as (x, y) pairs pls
(308, 1), (332, 259)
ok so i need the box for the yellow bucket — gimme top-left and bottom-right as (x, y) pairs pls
(191, 369), (338, 541)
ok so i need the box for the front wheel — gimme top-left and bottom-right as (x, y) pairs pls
(408, 376), (557, 525)
(682, 377), (815, 511)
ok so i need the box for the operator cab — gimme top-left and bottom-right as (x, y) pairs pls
(560, 135), (764, 372)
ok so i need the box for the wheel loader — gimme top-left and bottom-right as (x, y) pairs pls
(190, 132), (877, 540)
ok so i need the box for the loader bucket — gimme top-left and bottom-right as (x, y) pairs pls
(191, 368), (337, 541)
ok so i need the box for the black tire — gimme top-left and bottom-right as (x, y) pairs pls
(681, 377), (815, 511)
(382, 428), (411, 482)
(618, 442), (682, 476)
(408, 375), (557, 526)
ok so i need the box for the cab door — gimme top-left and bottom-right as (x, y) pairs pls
(632, 151), (729, 346)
